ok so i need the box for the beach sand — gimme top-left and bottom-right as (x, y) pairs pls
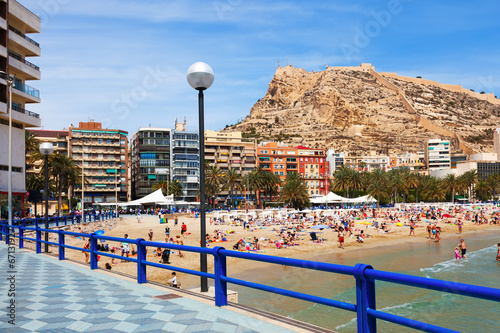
(24, 211), (500, 289)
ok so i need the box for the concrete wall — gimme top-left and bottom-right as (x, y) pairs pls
(0, 124), (26, 193)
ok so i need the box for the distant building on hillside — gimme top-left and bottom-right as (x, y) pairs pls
(425, 139), (451, 171)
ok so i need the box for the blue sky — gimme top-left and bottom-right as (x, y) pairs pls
(22, 0), (500, 136)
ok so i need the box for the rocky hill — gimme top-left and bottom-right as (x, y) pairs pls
(224, 64), (500, 155)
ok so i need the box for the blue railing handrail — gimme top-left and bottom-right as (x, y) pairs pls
(0, 211), (119, 227)
(0, 223), (498, 333)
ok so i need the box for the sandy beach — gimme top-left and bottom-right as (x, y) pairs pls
(23, 207), (499, 290)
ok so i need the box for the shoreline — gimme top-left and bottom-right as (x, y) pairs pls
(26, 212), (499, 290)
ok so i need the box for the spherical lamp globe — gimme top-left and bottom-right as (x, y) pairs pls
(186, 62), (214, 90)
(39, 142), (54, 156)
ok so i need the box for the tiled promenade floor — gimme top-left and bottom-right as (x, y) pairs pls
(0, 244), (298, 332)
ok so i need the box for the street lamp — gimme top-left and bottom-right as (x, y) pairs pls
(0, 71), (14, 228)
(39, 142), (54, 252)
(187, 62), (214, 293)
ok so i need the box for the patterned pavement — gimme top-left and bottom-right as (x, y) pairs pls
(0, 244), (297, 332)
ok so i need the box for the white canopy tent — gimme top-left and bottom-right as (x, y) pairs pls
(117, 189), (174, 206)
(311, 192), (377, 204)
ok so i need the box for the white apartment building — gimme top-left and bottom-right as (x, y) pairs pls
(0, 0), (41, 218)
(425, 139), (451, 171)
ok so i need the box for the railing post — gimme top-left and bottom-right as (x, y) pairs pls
(58, 230), (65, 260)
(0, 223), (3, 242)
(35, 218), (39, 228)
(354, 263), (376, 333)
(19, 226), (24, 249)
(56, 216), (59, 227)
(213, 247), (228, 307)
(4, 223), (9, 245)
(89, 233), (98, 269)
(136, 239), (147, 284)
(64, 216), (67, 226)
(36, 227), (42, 253)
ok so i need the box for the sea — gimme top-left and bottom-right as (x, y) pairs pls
(230, 230), (500, 332)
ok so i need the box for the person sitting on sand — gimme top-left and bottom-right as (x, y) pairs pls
(105, 263), (112, 270)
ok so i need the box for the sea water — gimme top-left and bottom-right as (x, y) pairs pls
(231, 230), (500, 332)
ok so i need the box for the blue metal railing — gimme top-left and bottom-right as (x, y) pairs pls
(0, 212), (119, 228)
(0, 223), (498, 333)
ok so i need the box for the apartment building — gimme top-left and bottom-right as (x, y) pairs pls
(172, 119), (199, 202)
(296, 146), (329, 196)
(204, 130), (257, 203)
(326, 149), (345, 176)
(69, 121), (128, 206)
(27, 129), (69, 173)
(0, 0), (41, 218)
(344, 153), (389, 172)
(257, 142), (329, 197)
(130, 127), (171, 200)
(425, 139), (451, 171)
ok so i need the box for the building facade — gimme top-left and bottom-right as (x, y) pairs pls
(0, 0), (41, 218)
(69, 122), (128, 206)
(296, 146), (329, 197)
(425, 139), (451, 171)
(257, 142), (329, 198)
(172, 119), (199, 202)
(326, 149), (345, 177)
(130, 128), (171, 200)
(204, 130), (257, 203)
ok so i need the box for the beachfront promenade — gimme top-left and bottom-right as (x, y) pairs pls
(0, 244), (314, 333)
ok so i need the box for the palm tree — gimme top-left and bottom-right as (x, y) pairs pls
(50, 153), (81, 215)
(152, 180), (184, 198)
(367, 168), (388, 208)
(444, 174), (462, 203)
(387, 169), (406, 204)
(404, 171), (420, 203)
(260, 171), (281, 205)
(223, 168), (241, 208)
(486, 173), (500, 201)
(474, 179), (490, 201)
(279, 172), (310, 209)
(421, 176), (446, 202)
(460, 170), (478, 202)
(331, 166), (350, 197)
(205, 166), (224, 206)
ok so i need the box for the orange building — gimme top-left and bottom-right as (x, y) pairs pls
(257, 143), (329, 198)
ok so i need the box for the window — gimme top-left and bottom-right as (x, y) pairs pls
(280, 171), (284, 176)
(98, 154), (103, 159)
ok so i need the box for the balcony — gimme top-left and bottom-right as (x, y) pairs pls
(13, 80), (40, 103)
(9, 51), (41, 80)
(9, 26), (41, 57)
(11, 104), (40, 119)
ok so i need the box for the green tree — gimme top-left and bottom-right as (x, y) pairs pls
(444, 173), (462, 203)
(421, 176), (446, 202)
(205, 166), (224, 206)
(152, 180), (184, 198)
(50, 153), (81, 215)
(223, 168), (241, 208)
(367, 168), (388, 208)
(279, 172), (310, 209)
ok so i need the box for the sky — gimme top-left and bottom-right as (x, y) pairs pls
(21, 0), (500, 136)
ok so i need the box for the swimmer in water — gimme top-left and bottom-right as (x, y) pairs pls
(496, 243), (500, 263)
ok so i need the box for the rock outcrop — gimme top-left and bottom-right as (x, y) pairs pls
(224, 64), (500, 155)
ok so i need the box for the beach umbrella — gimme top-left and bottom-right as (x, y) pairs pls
(95, 230), (105, 236)
(442, 214), (452, 218)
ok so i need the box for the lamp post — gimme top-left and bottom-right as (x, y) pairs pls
(39, 142), (54, 252)
(0, 71), (14, 228)
(187, 62), (214, 293)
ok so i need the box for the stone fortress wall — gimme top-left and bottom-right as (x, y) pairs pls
(379, 72), (500, 105)
(368, 67), (478, 155)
